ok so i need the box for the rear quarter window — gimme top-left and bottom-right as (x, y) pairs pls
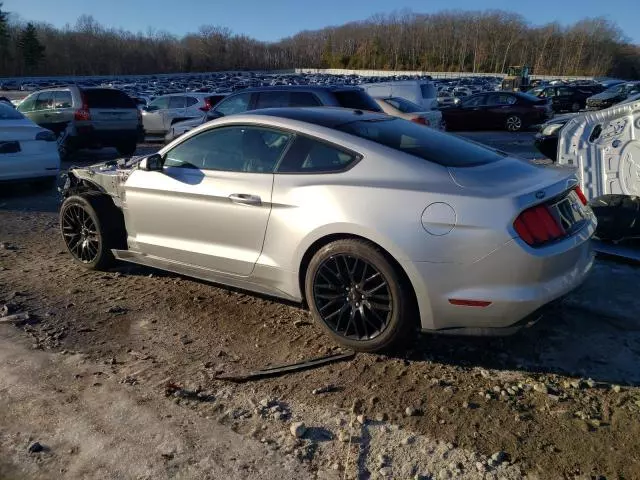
(332, 90), (382, 112)
(337, 118), (504, 168)
(277, 135), (358, 173)
(83, 89), (136, 109)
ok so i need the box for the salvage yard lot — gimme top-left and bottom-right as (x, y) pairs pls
(1, 141), (640, 479)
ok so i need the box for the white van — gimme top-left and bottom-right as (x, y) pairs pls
(360, 81), (438, 111)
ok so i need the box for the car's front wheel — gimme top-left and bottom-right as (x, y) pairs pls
(304, 239), (415, 352)
(60, 193), (124, 270)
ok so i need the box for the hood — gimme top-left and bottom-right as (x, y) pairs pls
(588, 91), (624, 101)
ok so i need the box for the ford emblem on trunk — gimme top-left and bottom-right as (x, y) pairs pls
(535, 190), (545, 199)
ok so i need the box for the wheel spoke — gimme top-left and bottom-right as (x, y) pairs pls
(364, 281), (387, 295)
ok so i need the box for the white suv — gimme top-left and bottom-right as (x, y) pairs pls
(141, 93), (220, 136)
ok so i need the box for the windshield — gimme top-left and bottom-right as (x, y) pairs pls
(336, 118), (504, 167)
(530, 87), (544, 97)
(0, 103), (24, 120)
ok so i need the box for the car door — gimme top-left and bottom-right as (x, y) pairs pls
(443, 95), (485, 130)
(142, 96), (170, 134)
(484, 93), (516, 127)
(161, 96), (187, 131)
(123, 125), (293, 276)
(30, 91), (55, 128)
(49, 90), (74, 136)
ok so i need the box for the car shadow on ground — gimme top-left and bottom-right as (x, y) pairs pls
(110, 252), (640, 387)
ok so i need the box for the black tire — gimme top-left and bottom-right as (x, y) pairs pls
(589, 194), (640, 242)
(116, 141), (137, 157)
(304, 239), (416, 352)
(59, 193), (126, 270)
(505, 115), (523, 132)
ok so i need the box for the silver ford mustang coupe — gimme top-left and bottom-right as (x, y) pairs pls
(59, 107), (596, 352)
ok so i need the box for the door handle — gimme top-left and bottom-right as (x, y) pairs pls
(228, 193), (262, 206)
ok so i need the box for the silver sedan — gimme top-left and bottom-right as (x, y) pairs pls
(59, 107), (596, 352)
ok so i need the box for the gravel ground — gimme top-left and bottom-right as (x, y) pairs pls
(1, 143), (640, 479)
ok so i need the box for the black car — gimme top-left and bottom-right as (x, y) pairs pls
(440, 91), (552, 131)
(528, 85), (603, 112)
(534, 115), (576, 160)
(586, 82), (640, 110)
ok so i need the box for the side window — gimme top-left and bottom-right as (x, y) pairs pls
(277, 136), (358, 173)
(289, 92), (321, 107)
(149, 97), (169, 109)
(214, 93), (251, 116)
(34, 91), (54, 111)
(53, 91), (72, 108)
(256, 91), (290, 109)
(168, 96), (186, 109)
(487, 94), (515, 106)
(557, 87), (572, 96)
(185, 97), (199, 107)
(17, 94), (37, 113)
(164, 126), (292, 173)
(463, 96), (485, 107)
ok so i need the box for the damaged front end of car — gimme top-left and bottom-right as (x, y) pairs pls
(59, 155), (145, 208)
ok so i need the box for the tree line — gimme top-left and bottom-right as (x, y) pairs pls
(1, 5), (638, 79)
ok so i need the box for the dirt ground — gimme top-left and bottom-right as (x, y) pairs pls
(1, 145), (640, 479)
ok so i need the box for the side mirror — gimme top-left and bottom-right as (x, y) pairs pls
(139, 153), (164, 171)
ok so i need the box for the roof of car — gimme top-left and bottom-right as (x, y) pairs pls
(250, 107), (389, 128)
(229, 85), (365, 94)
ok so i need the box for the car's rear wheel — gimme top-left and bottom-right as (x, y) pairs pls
(505, 115), (523, 132)
(116, 141), (137, 157)
(60, 194), (124, 270)
(304, 239), (415, 352)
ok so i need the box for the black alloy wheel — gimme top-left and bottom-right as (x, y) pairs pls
(61, 203), (101, 264)
(312, 254), (392, 341)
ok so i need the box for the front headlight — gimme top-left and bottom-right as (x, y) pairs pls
(541, 123), (563, 136)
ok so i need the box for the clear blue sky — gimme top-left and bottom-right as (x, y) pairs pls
(5, 0), (639, 43)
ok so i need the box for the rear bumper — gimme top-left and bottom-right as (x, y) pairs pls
(402, 218), (596, 334)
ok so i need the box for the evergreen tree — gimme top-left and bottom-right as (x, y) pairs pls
(17, 22), (45, 72)
(0, 3), (10, 72)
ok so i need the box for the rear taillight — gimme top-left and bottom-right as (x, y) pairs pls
(74, 92), (90, 121)
(574, 186), (588, 205)
(199, 98), (213, 112)
(514, 204), (565, 246)
(411, 116), (429, 126)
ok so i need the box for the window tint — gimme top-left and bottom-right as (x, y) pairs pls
(185, 97), (199, 107)
(0, 103), (24, 120)
(53, 91), (72, 108)
(336, 118), (503, 168)
(290, 92), (321, 107)
(83, 89), (135, 109)
(256, 91), (290, 109)
(164, 126), (291, 173)
(168, 96), (186, 109)
(148, 97), (170, 109)
(332, 90), (382, 112)
(383, 97), (422, 113)
(462, 96), (485, 107)
(214, 93), (251, 116)
(16, 94), (37, 113)
(486, 94), (516, 106)
(34, 91), (54, 110)
(277, 136), (358, 173)
(557, 87), (572, 96)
